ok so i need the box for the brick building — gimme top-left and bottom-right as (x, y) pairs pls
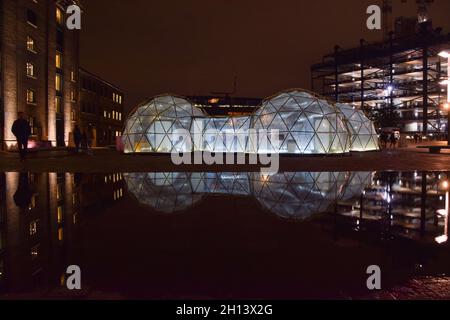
(1, 0), (81, 149)
(79, 68), (124, 147)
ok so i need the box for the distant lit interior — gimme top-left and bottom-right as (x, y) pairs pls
(122, 90), (380, 154)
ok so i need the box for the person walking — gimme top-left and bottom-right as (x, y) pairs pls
(11, 112), (31, 161)
(74, 125), (82, 153)
(389, 131), (397, 149)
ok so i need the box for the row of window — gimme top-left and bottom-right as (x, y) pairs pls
(103, 110), (123, 121)
(113, 93), (123, 104)
(27, 5), (65, 27)
(26, 6), (77, 118)
(26, 53), (62, 77)
(81, 78), (122, 103)
(26, 86), (76, 103)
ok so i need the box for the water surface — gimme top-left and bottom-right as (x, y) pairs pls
(0, 171), (449, 299)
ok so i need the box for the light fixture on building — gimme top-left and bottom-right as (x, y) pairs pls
(208, 98), (220, 104)
(439, 51), (450, 59)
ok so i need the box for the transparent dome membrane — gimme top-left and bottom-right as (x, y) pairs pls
(124, 171), (373, 219)
(251, 91), (351, 154)
(122, 90), (378, 155)
(335, 103), (379, 152)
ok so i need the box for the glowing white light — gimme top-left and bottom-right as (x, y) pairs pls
(439, 51), (450, 58)
(435, 235), (448, 244)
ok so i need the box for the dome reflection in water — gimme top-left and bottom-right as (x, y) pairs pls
(124, 171), (373, 219)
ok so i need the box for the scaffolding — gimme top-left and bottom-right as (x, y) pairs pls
(311, 22), (450, 137)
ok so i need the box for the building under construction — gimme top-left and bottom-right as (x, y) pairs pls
(311, 10), (450, 137)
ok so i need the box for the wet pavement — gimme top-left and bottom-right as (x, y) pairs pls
(1, 146), (450, 173)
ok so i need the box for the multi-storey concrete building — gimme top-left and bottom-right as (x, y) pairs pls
(311, 21), (450, 138)
(1, 0), (81, 149)
(79, 68), (124, 147)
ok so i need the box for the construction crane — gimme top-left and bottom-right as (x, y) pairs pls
(382, 0), (435, 38)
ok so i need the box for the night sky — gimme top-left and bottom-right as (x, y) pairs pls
(80, 0), (450, 112)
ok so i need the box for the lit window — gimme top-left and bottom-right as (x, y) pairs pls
(55, 96), (62, 113)
(56, 7), (64, 25)
(56, 183), (62, 200)
(104, 110), (107, 118)
(27, 36), (36, 52)
(26, 89), (36, 104)
(30, 194), (36, 209)
(58, 227), (64, 241)
(56, 52), (62, 69)
(57, 206), (63, 223)
(55, 74), (62, 91)
(26, 62), (35, 77)
(31, 245), (39, 259)
(71, 71), (76, 82)
(29, 220), (38, 236)
(28, 116), (37, 135)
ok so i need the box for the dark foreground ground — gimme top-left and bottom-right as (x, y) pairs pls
(1, 142), (450, 173)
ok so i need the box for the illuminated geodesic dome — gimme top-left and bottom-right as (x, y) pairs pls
(251, 90), (351, 154)
(124, 172), (254, 213)
(200, 117), (251, 153)
(250, 172), (349, 220)
(340, 171), (374, 201)
(336, 104), (379, 152)
(124, 172), (205, 213)
(122, 95), (204, 153)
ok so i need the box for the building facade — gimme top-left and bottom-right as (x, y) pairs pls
(1, 0), (81, 149)
(187, 96), (261, 116)
(311, 21), (450, 137)
(79, 68), (124, 147)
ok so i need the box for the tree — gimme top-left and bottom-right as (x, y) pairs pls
(367, 107), (401, 129)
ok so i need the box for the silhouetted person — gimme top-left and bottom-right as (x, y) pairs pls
(380, 132), (388, 149)
(14, 173), (33, 209)
(414, 133), (420, 144)
(389, 131), (397, 148)
(74, 125), (82, 153)
(81, 132), (88, 149)
(11, 112), (31, 161)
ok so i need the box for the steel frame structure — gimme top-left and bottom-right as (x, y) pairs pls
(311, 24), (450, 136)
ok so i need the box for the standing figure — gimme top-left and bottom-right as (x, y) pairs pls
(11, 112), (32, 161)
(380, 132), (387, 149)
(389, 131), (397, 148)
(74, 125), (82, 153)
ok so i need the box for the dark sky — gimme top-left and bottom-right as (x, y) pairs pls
(80, 0), (450, 112)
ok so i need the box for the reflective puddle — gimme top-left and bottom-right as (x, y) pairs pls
(0, 171), (449, 299)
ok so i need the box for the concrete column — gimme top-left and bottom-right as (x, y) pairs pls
(422, 46), (429, 135)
